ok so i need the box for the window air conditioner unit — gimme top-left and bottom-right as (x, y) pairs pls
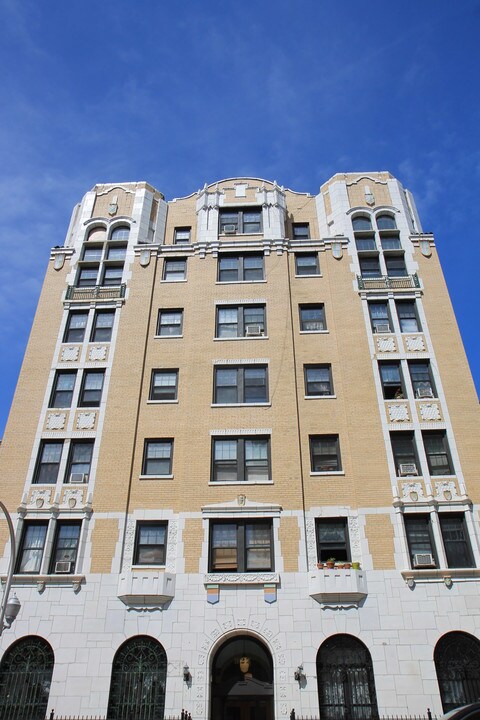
(223, 224), (236, 234)
(416, 387), (434, 399)
(245, 324), (263, 337)
(375, 323), (391, 333)
(69, 473), (88, 484)
(413, 553), (435, 568)
(399, 463), (418, 476)
(55, 561), (72, 574)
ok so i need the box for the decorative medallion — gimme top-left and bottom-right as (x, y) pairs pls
(54, 253), (65, 271)
(401, 482), (424, 502)
(434, 480), (459, 502)
(388, 404), (409, 422)
(405, 336), (425, 352)
(89, 346), (107, 361)
(377, 337), (396, 352)
(61, 346), (79, 362)
(419, 403), (441, 421)
(76, 412), (96, 430)
(46, 412), (66, 430)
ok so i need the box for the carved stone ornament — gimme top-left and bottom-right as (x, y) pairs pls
(46, 412), (67, 430)
(347, 516), (361, 558)
(204, 572), (279, 585)
(89, 346), (107, 361)
(53, 253), (65, 270)
(63, 488), (84, 509)
(108, 195), (118, 216)
(419, 403), (441, 421)
(140, 249), (151, 267)
(61, 346), (79, 362)
(76, 412), (96, 430)
(30, 489), (52, 508)
(165, 520), (178, 573)
(364, 185), (375, 206)
(332, 242), (343, 259)
(306, 518), (317, 570)
(377, 337), (395, 352)
(388, 403), (409, 422)
(405, 335), (425, 352)
(420, 239), (432, 257)
(401, 481), (425, 502)
(434, 480), (459, 502)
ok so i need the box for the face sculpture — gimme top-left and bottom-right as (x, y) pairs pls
(239, 656), (250, 674)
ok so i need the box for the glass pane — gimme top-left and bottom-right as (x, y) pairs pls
(214, 440), (237, 460)
(377, 215), (397, 230)
(244, 368), (266, 402)
(107, 245), (127, 260)
(111, 227), (130, 240)
(42, 443), (62, 463)
(83, 246), (103, 261)
(56, 373), (75, 391)
(352, 216), (372, 231)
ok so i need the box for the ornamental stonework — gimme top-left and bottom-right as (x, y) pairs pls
(388, 403), (409, 422)
(61, 346), (80, 362)
(405, 335), (425, 352)
(419, 403), (441, 421)
(89, 345), (107, 361)
(46, 412), (67, 430)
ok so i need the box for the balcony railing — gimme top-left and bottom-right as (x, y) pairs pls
(357, 273), (420, 290)
(65, 284), (126, 301)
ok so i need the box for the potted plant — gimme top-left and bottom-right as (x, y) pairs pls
(316, 561), (324, 569)
(326, 557), (336, 569)
(344, 562), (351, 569)
(351, 561), (361, 570)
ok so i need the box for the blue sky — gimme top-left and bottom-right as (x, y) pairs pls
(1, 0), (479, 435)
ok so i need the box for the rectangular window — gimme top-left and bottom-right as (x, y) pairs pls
(355, 236), (376, 252)
(423, 431), (454, 476)
(49, 521), (81, 574)
(396, 300), (421, 332)
(292, 222), (310, 239)
(409, 361), (436, 398)
(157, 309), (183, 336)
(304, 365), (333, 396)
(150, 370), (178, 401)
(359, 256), (381, 278)
(368, 301), (391, 333)
(215, 305), (265, 338)
(107, 244), (127, 260)
(310, 435), (341, 472)
(91, 310), (115, 342)
(79, 370), (105, 407)
(440, 514), (475, 568)
(16, 522), (48, 574)
(390, 432), (419, 476)
(379, 361), (405, 399)
(142, 440), (173, 476)
(209, 520), (273, 572)
(134, 522), (168, 565)
(299, 304), (326, 332)
(65, 440), (93, 483)
(49, 371), (76, 408)
(33, 441), (63, 484)
(385, 255), (407, 277)
(295, 253), (320, 276)
(76, 266), (99, 287)
(404, 514), (436, 568)
(219, 208), (262, 234)
(316, 519), (350, 562)
(64, 311), (88, 343)
(214, 366), (268, 404)
(380, 236), (402, 250)
(218, 254), (264, 282)
(102, 265), (124, 286)
(82, 245), (103, 262)
(174, 227), (191, 244)
(211, 437), (270, 483)
(163, 258), (186, 281)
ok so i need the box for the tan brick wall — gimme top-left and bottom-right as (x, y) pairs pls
(0, 520), (10, 560)
(93, 186), (135, 217)
(184, 519), (204, 574)
(365, 515), (395, 569)
(278, 517), (300, 572)
(90, 519), (119, 573)
(347, 178), (392, 208)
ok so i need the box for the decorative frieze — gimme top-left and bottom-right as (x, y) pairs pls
(401, 481), (425, 503)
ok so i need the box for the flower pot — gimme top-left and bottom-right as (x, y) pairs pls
(326, 561), (335, 569)
(317, 562), (324, 569)
(351, 562), (360, 570)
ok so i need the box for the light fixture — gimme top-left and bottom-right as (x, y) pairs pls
(294, 664), (305, 683)
(4, 594), (21, 628)
(444, 576), (453, 588)
(183, 664), (191, 683)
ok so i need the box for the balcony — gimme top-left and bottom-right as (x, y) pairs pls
(65, 284), (126, 301)
(357, 274), (419, 291)
(117, 570), (175, 607)
(308, 567), (368, 608)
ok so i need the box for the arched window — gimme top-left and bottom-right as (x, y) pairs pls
(0, 636), (54, 720)
(376, 214), (397, 230)
(107, 636), (167, 720)
(352, 216), (372, 232)
(110, 225), (130, 241)
(317, 634), (378, 720)
(434, 631), (480, 712)
(87, 226), (107, 242)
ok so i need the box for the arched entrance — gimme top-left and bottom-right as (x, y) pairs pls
(0, 635), (54, 720)
(434, 631), (480, 712)
(211, 635), (274, 720)
(317, 634), (379, 720)
(107, 635), (167, 720)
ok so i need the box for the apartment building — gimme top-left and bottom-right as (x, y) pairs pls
(0, 173), (479, 720)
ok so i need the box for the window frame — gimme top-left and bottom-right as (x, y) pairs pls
(78, 370), (105, 408)
(64, 440), (94, 483)
(316, 518), (351, 563)
(76, 265), (100, 287)
(174, 227), (191, 244)
(33, 441), (63, 485)
(64, 311), (88, 343)
(209, 519), (274, 573)
(423, 431), (454, 476)
(15, 521), (49, 574)
(157, 309), (184, 337)
(309, 435), (342, 473)
(304, 364), (334, 397)
(378, 361), (405, 399)
(48, 520), (82, 574)
(217, 253), (264, 282)
(295, 253), (320, 277)
(163, 257), (187, 282)
(404, 514), (437, 568)
(49, 370), (77, 408)
(213, 365), (268, 405)
(408, 361), (436, 398)
(215, 304), (266, 339)
(385, 254), (408, 278)
(368, 301), (392, 333)
(142, 439), (174, 477)
(149, 369), (179, 402)
(299, 303), (326, 333)
(396, 300), (421, 332)
(218, 207), (263, 235)
(133, 521), (168, 566)
(439, 514), (475, 568)
(211, 436), (271, 484)
(292, 222), (310, 239)
(390, 431), (419, 477)
(90, 310), (115, 342)
(359, 256), (381, 278)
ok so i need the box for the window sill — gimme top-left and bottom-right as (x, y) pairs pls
(211, 402), (271, 408)
(295, 274), (322, 279)
(154, 335), (183, 339)
(3, 574), (85, 592)
(305, 395), (336, 400)
(218, 232), (264, 238)
(215, 280), (267, 285)
(118, 570), (175, 606)
(131, 565), (166, 570)
(299, 330), (328, 335)
(160, 278), (187, 283)
(147, 400), (179, 405)
(204, 572), (279, 585)
(208, 480), (274, 486)
(310, 471), (345, 476)
(214, 336), (269, 341)
(401, 567), (480, 586)
(139, 474), (174, 480)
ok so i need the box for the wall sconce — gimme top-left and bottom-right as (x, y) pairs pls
(294, 665), (306, 683)
(183, 664), (191, 683)
(444, 576), (453, 588)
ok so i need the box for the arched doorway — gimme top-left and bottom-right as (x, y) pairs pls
(0, 635), (54, 720)
(211, 635), (274, 720)
(434, 631), (480, 712)
(317, 634), (379, 720)
(107, 635), (167, 720)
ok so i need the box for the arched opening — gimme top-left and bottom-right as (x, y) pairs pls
(107, 635), (167, 720)
(211, 635), (274, 720)
(317, 634), (379, 720)
(0, 636), (54, 720)
(434, 631), (480, 712)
